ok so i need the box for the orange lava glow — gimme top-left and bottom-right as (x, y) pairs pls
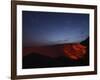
(63, 43), (87, 60)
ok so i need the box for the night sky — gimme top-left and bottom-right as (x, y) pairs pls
(22, 11), (89, 47)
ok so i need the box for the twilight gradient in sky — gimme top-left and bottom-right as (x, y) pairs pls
(22, 11), (89, 47)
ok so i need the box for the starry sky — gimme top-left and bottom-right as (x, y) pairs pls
(22, 11), (89, 47)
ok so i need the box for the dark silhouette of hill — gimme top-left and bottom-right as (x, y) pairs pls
(81, 37), (89, 45)
(23, 52), (89, 69)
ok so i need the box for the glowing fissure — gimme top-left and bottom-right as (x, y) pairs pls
(63, 43), (87, 60)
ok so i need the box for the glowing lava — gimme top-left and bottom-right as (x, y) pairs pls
(63, 43), (86, 60)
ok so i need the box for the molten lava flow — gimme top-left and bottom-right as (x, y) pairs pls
(63, 43), (87, 60)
